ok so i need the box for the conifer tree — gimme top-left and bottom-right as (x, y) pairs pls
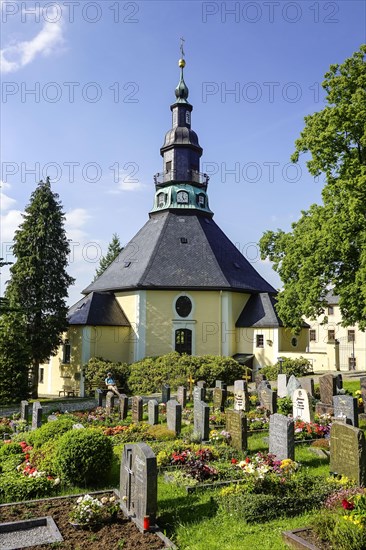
(5, 178), (74, 397)
(94, 233), (123, 279)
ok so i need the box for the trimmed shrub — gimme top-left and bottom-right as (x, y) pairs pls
(260, 357), (312, 381)
(28, 415), (75, 448)
(83, 357), (130, 394)
(0, 472), (55, 503)
(55, 428), (113, 486)
(0, 442), (23, 458)
(128, 352), (244, 394)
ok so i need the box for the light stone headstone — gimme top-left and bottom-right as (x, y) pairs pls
(193, 385), (205, 403)
(120, 442), (157, 531)
(269, 413), (294, 461)
(119, 394), (129, 420)
(132, 396), (143, 423)
(277, 374), (289, 398)
(333, 395), (358, 427)
(215, 380), (227, 390)
(299, 377), (315, 397)
(20, 400), (29, 422)
(213, 387), (226, 412)
(95, 388), (103, 407)
(106, 391), (115, 415)
(177, 386), (187, 408)
(31, 402), (42, 430)
(286, 375), (301, 398)
(330, 423), (366, 486)
(292, 389), (313, 423)
(167, 399), (182, 436)
(196, 381), (206, 401)
(148, 399), (159, 426)
(226, 409), (247, 451)
(161, 384), (171, 404)
(255, 372), (267, 389)
(233, 380), (249, 412)
(259, 386), (277, 414)
(194, 400), (210, 441)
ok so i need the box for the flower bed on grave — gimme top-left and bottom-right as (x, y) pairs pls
(294, 418), (331, 441)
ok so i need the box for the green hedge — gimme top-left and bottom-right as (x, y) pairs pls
(260, 357), (312, 381)
(83, 357), (130, 394)
(28, 415), (75, 448)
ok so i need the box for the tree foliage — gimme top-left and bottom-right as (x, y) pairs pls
(260, 45), (366, 332)
(94, 233), (122, 280)
(5, 178), (74, 397)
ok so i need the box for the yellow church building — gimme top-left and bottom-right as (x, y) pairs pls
(39, 57), (313, 397)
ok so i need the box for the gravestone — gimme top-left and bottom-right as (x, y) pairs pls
(299, 377), (314, 397)
(286, 375), (301, 398)
(167, 399), (182, 436)
(177, 386), (187, 408)
(234, 380), (249, 412)
(119, 394), (129, 420)
(333, 395), (358, 427)
(162, 384), (171, 404)
(292, 389), (313, 423)
(215, 380), (227, 390)
(277, 374), (289, 398)
(106, 391), (115, 415)
(95, 388), (103, 407)
(31, 402), (42, 430)
(316, 374), (337, 415)
(132, 396), (143, 423)
(196, 381), (207, 401)
(257, 379), (271, 393)
(269, 413), (294, 461)
(20, 400), (29, 422)
(226, 409), (247, 451)
(213, 387), (226, 412)
(361, 377), (366, 413)
(330, 422), (366, 486)
(148, 399), (159, 426)
(335, 374), (343, 392)
(120, 442), (157, 532)
(255, 373), (267, 389)
(193, 386), (205, 403)
(259, 386), (277, 414)
(194, 400), (210, 441)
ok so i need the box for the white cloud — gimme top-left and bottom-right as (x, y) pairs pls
(0, 181), (17, 211)
(1, 6), (65, 73)
(1, 209), (23, 242)
(108, 169), (145, 193)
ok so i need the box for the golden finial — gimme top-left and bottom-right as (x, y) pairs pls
(179, 37), (185, 67)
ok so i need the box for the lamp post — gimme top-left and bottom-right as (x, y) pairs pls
(278, 357), (284, 374)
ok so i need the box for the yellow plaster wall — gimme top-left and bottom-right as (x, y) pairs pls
(89, 326), (131, 363)
(279, 327), (308, 353)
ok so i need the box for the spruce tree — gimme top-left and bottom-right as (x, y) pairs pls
(5, 178), (74, 397)
(94, 233), (123, 279)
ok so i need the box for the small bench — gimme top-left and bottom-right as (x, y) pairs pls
(58, 390), (77, 397)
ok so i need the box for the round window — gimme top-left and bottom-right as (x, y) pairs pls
(175, 296), (192, 318)
(291, 337), (298, 347)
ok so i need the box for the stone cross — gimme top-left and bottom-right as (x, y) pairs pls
(148, 399), (159, 425)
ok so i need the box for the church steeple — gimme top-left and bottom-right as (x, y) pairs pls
(151, 49), (212, 217)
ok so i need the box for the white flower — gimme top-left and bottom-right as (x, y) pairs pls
(54, 478), (60, 486)
(101, 497), (108, 505)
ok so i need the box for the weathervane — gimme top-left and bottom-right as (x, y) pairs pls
(180, 37), (185, 59)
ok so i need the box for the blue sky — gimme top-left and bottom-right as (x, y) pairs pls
(1, 0), (365, 305)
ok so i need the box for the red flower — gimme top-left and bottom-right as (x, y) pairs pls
(231, 458), (238, 464)
(245, 457), (251, 464)
(342, 499), (354, 510)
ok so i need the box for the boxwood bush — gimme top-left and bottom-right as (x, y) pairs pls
(83, 357), (130, 394)
(259, 357), (312, 381)
(54, 428), (113, 486)
(128, 352), (244, 394)
(28, 415), (75, 448)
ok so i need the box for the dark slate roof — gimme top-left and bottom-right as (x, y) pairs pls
(325, 291), (340, 305)
(83, 211), (276, 294)
(68, 292), (130, 326)
(236, 293), (310, 328)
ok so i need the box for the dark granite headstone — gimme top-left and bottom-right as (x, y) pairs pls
(120, 442), (157, 532)
(286, 375), (301, 398)
(269, 413), (294, 461)
(330, 423), (366, 486)
(20, 400), (29, 422)
(31, 402), (42, 430)
(194, 400), (210, 441)
(277, 374), (289, 398)
(292, 389), (312, 422)
(319, 374), (337, 405)
(119, 394), (128, 420)
(167, 399), (182, 435)
(148, 399), (159, 426)
(106, 391), (115, 415)
(132, 396), (143, 423)
(336, 374), (343, 392)
(361, 377), (366, 413)
(333, 395), (358, 427)
(213, 387), (226, 412)
(161, 384), (171, 404)
(299, 377), (314, 397)
(259, 386), (277, 414)
(95, 389), (103, 407)
(234, 380), (249, 412)
(226, 409), (247, 451)
(177, 386), (187, 408)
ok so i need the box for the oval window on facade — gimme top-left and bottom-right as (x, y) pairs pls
(291, 337), (298, 347)
(175, 296), (192, 318)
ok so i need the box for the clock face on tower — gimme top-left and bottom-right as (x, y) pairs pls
(176, 191), (189, 204)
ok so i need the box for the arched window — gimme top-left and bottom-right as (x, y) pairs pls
(175, 329), (192, 355)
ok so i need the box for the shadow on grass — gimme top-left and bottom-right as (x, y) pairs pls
(158, 494), (218, 534)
